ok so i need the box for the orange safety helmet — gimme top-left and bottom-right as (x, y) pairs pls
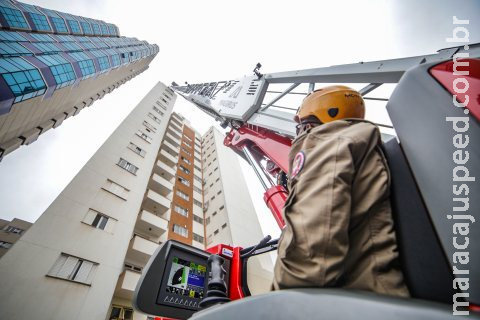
(294, 85), (365, 123)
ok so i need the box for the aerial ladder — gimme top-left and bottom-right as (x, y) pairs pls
(134, 43), (480, 319)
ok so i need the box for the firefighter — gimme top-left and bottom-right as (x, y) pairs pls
(272, 85), (410, 297)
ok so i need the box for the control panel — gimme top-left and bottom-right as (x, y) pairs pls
(134, 240), (230, 320)
(157, 251), (207, 310)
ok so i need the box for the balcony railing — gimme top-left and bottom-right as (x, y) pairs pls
(126, 234), (160, 266)
(136, 209), (168, 238)
(158, 149), (178, 167)
(114, 269), (141, 300)
(142, 189), (171, 216)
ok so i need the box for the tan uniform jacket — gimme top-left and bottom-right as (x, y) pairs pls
(273, 120), (409, 297)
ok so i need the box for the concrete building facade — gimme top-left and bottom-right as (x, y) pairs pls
(201, 127), (273, 294)
(0, 81), (272, 320)
(0, 217), (32, 258)
(0, 0), (159, 160)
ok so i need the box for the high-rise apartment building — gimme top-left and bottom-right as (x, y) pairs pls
(0, 217), (32, 258)
(201, 127), (273, 292)
(0, 81), (272, 320)
(0, 0), (159, 159)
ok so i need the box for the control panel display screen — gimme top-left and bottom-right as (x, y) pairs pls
(166, 256), (206, 300)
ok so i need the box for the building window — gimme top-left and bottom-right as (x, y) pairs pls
(179, 165), (190, 175)
(0, 57), (47, 103)
(194, 165), (201, 172)
(50, 16), (68, 33)
(181, 147), (191, 156)
(175, 190), (189, 201)
(209, 183), (213, 188)
(0, 241), (12, 249)
(217, 190), (222, 195)
(80, 21), (92, 34)
(109, 306), (134, 320)
(193, 199), (202, 208)
(0, 5), (29, 29)
(193, 186), (202, 194)
(172, 224), (188, 238)
(102, 179), (129, 200)
(194, 175), (202, 183)
(153, 105), (164, 116)
(181, 156), (190, 165)
(212, 211), (217, 217)
(216, 178), (220, 182)
(5, 226), (24, 234)
(148, 112), (161, 124)
(36, 54), (75, 89)
(193, 233), (204, 243)
(174, 205), (189, 217)
(214, 167), (218, 172)
(206, 217), (210, 225)
(178, 176), (190, 187)
(214, 229), (219, 235)
(47, 253), (98, 284)
(117, 158), (139, 175)
(67, 19), (81, 34)
(155, 100), (167, 110)
(91, 213), (109, 230)
(222, 223), (227, 229)
(128, 142), (146, 157)
(68, 52), (95, 79)
(219, 205), (225, 211)
(124, 263), (142, 273)
(83, 209), (116, 232)
(211, 196), (215, 201)
(136, 130), (152, 143)
(193, 215), (203, 224)
(143, 121), (156, 132)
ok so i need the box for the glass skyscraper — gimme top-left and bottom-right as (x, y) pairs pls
(0, 0), (158, 159)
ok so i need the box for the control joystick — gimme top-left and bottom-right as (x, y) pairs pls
(199, 254), (230, 308)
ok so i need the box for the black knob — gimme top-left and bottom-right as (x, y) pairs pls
(199, 254), (230, 308)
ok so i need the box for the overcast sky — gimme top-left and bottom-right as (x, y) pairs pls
(0, 0), (478, 239)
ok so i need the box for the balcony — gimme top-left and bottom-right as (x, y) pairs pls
(193, 191), (203, 204)
(163, 140), (179, 156)
(193, 205), (203, 217)
(154, 160), (176, 181)
(148, 173), (173, 197)
(142, 189), (171, 216)
(159, 149), (178, 167)
(171, 113), (183, 126)
(136, 209), (168, 238)
(165, 132), (181, 147)
(114, 269), (141, 300)
(126, 234), (160, 266)
(172, 122), (183, 133)
(167, 125), (182, 141)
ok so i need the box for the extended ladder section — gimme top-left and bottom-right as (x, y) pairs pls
(171, 46), (466, 229)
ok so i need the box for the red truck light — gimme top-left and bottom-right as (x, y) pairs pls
(429, 58), (479, 121)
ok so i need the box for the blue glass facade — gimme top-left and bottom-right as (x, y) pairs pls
(0, 0), (121, 37)
(0, 1), (28, 29)
(0, 0), (159, 115)
(0, 57), (46, 103)
(12, 2), (52, 32)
